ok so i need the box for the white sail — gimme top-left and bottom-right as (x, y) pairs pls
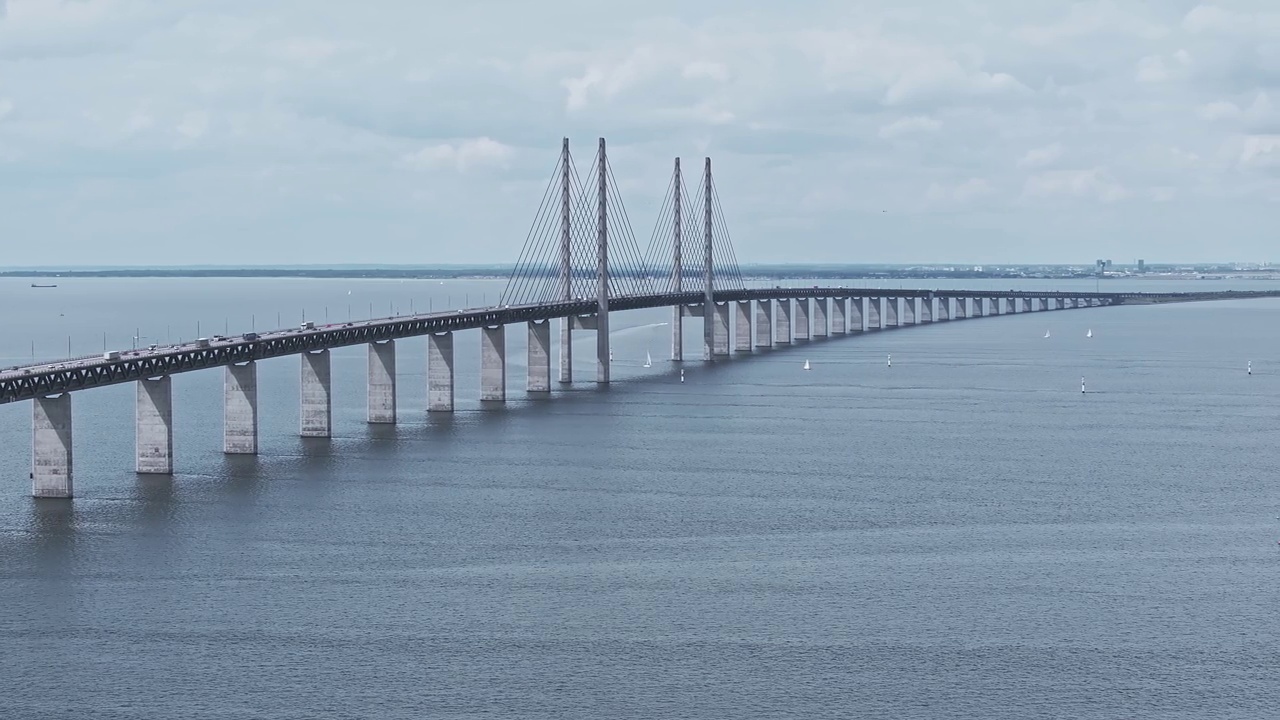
(1044, 330), (1051, 338)
(1086, 329), (1092, 338)
(803, 359), (810, 370)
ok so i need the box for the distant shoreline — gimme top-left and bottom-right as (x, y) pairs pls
(2, 266), (1279, 281)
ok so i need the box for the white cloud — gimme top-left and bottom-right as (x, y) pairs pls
(176, 111), (208, 139)
(1136, 55), (1168, 82)
(1199, 100), (1240, 121)
(1023, 168), (1128, 202)
(1018, 143), (1064, 168)
(926, 177), (992, 204)
(399, 137), (514, 172)
(1239, 135), (1280, 167)
(878, 115), (940, 139)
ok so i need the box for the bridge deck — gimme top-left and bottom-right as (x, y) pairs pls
(1, 288), (1276, 404)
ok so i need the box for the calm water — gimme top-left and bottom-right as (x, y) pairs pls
(1, 277), (1278, 719)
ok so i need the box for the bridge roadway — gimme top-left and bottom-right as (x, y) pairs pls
(11, 285), (1280, 499)
(3, 287), (1278, 405)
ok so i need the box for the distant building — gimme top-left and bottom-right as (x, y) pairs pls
(1137, 259), (1145, 273)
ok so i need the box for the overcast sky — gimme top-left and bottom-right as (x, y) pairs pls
(1, 1), (1277, 266)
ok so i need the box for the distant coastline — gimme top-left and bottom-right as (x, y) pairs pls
(1, 264), (1278, 281)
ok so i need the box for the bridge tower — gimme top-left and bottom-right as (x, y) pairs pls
(596, 137), (610, 384)
(703, 157), (715, 361)
(671, 158), (683, 362)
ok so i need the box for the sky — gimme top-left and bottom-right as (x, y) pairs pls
(1, 0), (1278, 266)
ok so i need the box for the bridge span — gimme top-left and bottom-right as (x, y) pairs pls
(11, 136), (1280, 498)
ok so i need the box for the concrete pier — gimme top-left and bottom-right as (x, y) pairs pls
(850, 298), (864, 331)
(795, 299), (810, 341)
(755, 300), (773, 347)
(884, 298), (899, 327)
(224, 361), (258, 455)
(428, 332), (454, 412)
(903, 298), (916, 325)
(734, 301), (752, 352)
(33, 393), (72, 498)
(1004, 298), (1017, 314)
(136, 376), (173, 474)
(713, 302), (730, 355)
(935, 298), (947, 321)
(776, 299), (792, 343)
(559, 319), (572, 383)
(367, 340), (396, 424)
(866, 297), (881, 329)
(671, 307), (683, 362)
(813, 298), (828, 338)
(831, 298), (847, 334)
(527, 320), (551, 392)
(481, 325), (506, 401)
(1022, 297), (1032, 312)
(921, 298), (933, 323)
(300, 349), (332, 438)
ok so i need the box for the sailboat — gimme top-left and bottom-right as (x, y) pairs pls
(643, 351), (652, 368)
(803, 359), (811, 371)
(1086, 329), (1093, 338)
(1044, 330), (1051, 338)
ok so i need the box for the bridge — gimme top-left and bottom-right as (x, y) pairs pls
(9, 137), (1280, 499)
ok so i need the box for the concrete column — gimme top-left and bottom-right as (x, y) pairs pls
(33, 393), (72, 498)
(795, 298), (810, 341)
(367, 340), (396, 424)
(776, 299), (792, 343)
(903, 298), (916, 325)
(136, 376), (173, 474)
(224, 361), (257, 455)
(1005, 298), (1017, 314)
(734, 301), (752, 352)
(850, 298), (864, 332)
(921, 298), (934, 322)
(481, 325), (506, 402)
(300, 350), (331, 438)
(558, 318), (572, 383)
(670, 306), (683, 362)
(974, 298), (986, 317)
(428, 332), (454, 412)
(831, 298), (847, 334)
(527, 320), (551, 392)
(754, 299), (773, 348)
(884, 298), (899, 327)
(1022, 297), (1032, 312)
(866, 297), (881, 329)
(713, 302), (730, 356)
(813, 298), (829, 338)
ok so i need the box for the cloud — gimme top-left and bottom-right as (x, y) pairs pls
(398, 136), (514, 172)
(1017, 143), (1064, 168)
(1239, 134), (1280, 167)
(1023, 168), (1128, 202)
(878, 115), (940, 139)
(1136, 55), (1168, 82)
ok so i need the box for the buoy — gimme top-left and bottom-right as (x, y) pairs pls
(887, 354), (892, 367)
(1248, 361), (1252, 375)
(680, 369), (685, 383)
(1081, 376), (1085, 394)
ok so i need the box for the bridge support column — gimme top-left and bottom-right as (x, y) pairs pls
(136, 377), (173, 474)
(831, 298), (847, 334)
(1004, 298), (1016, 314)
(866, 297), (881, 329)
(712, 303), (730, 356)
(795, 299), (810, 341)
(884, 298), (899, 327)
(935, 298), (948, 321)
(670, 307), (683, 362)
(755, 300), (773, 347)
(527, 320), (551, 392)
(367, 340), (396, 423)
(974, 298), (987, 317)
(33, 393), (72, 498)
(776, 299), (792, 343)
(224, 361), (258, 455)
(850, 298), (864, 331)
(481, 325), (506, 402)
(734, 301), (752, 352)
(813, 298), (829, 338)
(429, 332), (454, 412)
(559, 319), (573, 383)
(1021, 297), (1032, 312)
(300, 349), (331, 438)
(921, 298), (933, 322)
(903, 298), (917, 325)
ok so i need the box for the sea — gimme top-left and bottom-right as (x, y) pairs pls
(0, 276), (1276, 719)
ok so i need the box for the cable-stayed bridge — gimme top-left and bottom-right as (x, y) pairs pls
(5, 137), (1278, 499)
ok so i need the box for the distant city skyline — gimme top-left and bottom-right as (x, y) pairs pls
(2, 1), (1278, 266)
